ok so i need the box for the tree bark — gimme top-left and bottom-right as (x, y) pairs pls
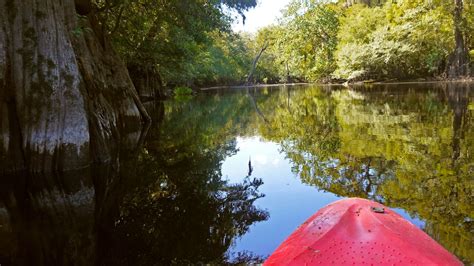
(0, 0), (150, 173)
(245, 42), (268, 85)
(128, 64), (164, 99)
(446, 0), (470, 78)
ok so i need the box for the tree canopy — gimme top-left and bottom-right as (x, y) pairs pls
(85, 0), (473, 90)
(251, 0), (473, 83)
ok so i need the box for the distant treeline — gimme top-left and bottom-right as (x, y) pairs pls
(250, 0), (474, 83)
(105, 0), (473, 92)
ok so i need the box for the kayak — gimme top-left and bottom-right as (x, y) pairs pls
(264, 198), (462, 266)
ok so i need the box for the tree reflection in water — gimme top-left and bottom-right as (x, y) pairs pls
(100, 144), (268, 265)
(0, 100), (268, 265)
(159, 84), (472, 263)
(257, 83), (473, 263)
(0, 83), (472, 264)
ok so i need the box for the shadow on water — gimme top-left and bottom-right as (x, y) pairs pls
(0, 82), (472, 264)
(0, 100), (268, 265)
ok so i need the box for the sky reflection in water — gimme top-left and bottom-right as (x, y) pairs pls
(223, 136), (425, 258)
(0, 83), (472, 265)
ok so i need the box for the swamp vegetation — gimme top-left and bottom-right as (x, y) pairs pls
(0, 83), (472, 264)
(0, 0), (473, 172)
(0, 0), (472, 265)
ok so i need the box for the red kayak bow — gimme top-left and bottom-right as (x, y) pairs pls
(265, 198), (462, 266)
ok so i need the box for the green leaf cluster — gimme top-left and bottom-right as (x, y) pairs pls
(253, 0), (472, 82)
(96, 0), (257, 87)
(254, 1), (341, 82)
(334, 2), (454, 80)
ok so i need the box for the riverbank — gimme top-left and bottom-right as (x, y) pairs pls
(199, 78), (474, 91)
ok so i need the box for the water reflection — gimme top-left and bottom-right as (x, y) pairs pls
(222, 137), (342, 257)
(0, 83), (473, 264)
(242, 83), (473, 263)
(0, 99), (268, 265)
(100, 105), (269, 265)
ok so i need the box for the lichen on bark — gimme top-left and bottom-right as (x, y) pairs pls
(0, 0), (150, 173)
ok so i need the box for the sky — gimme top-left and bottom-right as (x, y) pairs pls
(231, 0), (291, 33)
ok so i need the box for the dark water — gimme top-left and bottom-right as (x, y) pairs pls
(0, 83), (473, 265)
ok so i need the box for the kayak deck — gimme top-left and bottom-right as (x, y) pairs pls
(264, 198), (462, 265)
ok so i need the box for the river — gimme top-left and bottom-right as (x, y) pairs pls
(0, 83), (472, 265)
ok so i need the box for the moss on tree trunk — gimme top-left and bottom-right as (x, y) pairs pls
(0, 0), (150, 173)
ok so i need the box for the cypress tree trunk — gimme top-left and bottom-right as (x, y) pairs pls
(0, 0), (150, 173)
(446, 0), (470, 78)
(128, 64), (164, 99)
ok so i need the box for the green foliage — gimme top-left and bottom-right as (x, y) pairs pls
(191, 31), (253, 85)
(94, 0), (472, 86)
(251, 27), (281, 83)
(173, 86), (193, 95)
(253, 0), (471, 82)
(337, 4), (386, 45)
(173, 86), (193, 101)
(333, 2), (454, 80)
(97, 0), (256, 87)
(102, 96), (268, 264)
(268, 1), (341, 82)
(252, 84), (473, 262)
(150, 84), (474, 262)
